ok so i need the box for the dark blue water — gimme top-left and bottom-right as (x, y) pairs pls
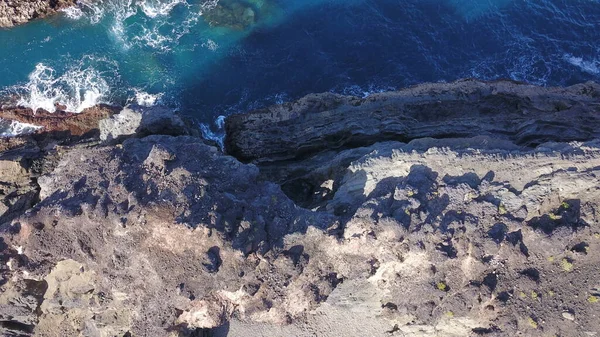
(0, 0), (599, 133)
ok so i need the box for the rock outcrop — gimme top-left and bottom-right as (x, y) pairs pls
(0, 105), (119, 227)
(0, 105), (119, 138)
(0, 105), (197, 234)
(0, 0), (76, 27)
(99, 105), (200, 142)
(225, 79), (600, 163)
(1, 80), (600, 337)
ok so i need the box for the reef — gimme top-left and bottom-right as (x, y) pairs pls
(202, 0), (258, 30)
(1, 79), (600, 337)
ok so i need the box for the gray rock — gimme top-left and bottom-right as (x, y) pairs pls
(99, 105), (199, 142)
(563, 311), (575, 321)
(99, 106), (142, 142)
(225, 79), (600, 163)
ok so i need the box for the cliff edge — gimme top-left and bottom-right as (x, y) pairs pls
(1, 80), (600, 337)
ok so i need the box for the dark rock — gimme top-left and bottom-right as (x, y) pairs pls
(225, 79), (600, 163)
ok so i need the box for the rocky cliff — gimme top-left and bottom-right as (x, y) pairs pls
(0, 0), (76, 27)
(1, 80), (600, 337)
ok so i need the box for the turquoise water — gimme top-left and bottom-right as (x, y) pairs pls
(0, 0), (599, 134)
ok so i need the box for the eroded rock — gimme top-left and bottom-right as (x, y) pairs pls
(99, 105), (199, 142)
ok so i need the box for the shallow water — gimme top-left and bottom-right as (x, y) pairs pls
(0, 0), (599, 131)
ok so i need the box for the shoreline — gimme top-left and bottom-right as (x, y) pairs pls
(0, 0), (78, 28)
(1, 79), (599, 336)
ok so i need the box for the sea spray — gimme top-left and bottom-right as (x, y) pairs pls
(564, 54), (600, 75)
(139, 0), (187, 18)
(0, 119), (42, 137)
(200, 115), (226, 149)
(133, 89), (164, 107)
(9, 57), (117, 113)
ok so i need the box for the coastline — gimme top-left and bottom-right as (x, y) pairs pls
(1, 79), (600, 336)
(1, 1), (600, 336)
(0, 0), (77, 28)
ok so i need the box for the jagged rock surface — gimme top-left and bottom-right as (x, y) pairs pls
(0, 105), (198, 242)
(1, 81), (600, 337)
(0, 105), (119, 228)
(0, 0), (76, 27)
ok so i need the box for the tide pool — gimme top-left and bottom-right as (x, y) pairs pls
(0, 0), (599, 129)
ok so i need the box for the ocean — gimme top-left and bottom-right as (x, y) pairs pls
(0, 0), (599, 135)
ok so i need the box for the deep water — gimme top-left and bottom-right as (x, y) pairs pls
(0, 0), (599, 132)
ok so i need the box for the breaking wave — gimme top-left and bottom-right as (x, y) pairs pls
(0, 119), (42, 137)
(565, 54), (600, 75)
(6, 57), (117, 113)
(200, 115), (225, 149)
(133, 89), (164, 107)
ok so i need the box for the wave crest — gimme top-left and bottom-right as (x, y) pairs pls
(564, 54), (600, 75)
(133, 89), (164, 106)
(7, 57), (117, 113)
(0, 119), (42, 137)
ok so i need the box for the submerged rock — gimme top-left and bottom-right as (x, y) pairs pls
(203, 1), (257, 30)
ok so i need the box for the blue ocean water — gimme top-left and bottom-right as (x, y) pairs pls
(0, 0), (599, 131)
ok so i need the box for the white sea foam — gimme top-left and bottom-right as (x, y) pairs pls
(199, 0), (220, 15)
(134, 89), (164, 106)
(11, 59), (115, 113)
(200, 115), (225, 148)
(338, 84), (396, 98)
(564, 54), (600, 75)
(0, 119), (42, 137)
(59, 0), (219, 52)
(75, 0), (110, 24)
(132, 26), (174, 51)
(60, 6), (85, 20)
(139, 0), (186, 18)
(202, 39), (219, 51)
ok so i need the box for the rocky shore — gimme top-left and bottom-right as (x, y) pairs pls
(0, 0), (76, 27)
(1, 79), (600, 337)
